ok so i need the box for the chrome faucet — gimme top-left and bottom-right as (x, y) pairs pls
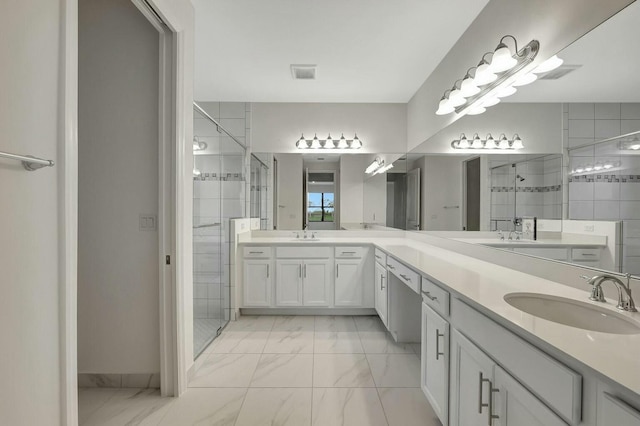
(498, 231), (505, 241)
(581, 274), (637, 312)
(508, 231), (515, 241)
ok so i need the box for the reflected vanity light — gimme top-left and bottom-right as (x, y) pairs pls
(374, 163), (394, 175)
(365, 157), (384, 174)
(435, 35), (547, 117)
(570, 161), (620, 175)
(295, 132), (363, 150)
(451, 133), (524, 150)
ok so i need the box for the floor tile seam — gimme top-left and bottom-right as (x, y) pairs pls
(359, 332), (391, 426)
(231, 387), (251, 426)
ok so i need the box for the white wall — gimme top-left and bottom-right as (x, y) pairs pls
(78, 0), (160, 374)
(407, 0), (634, 151)
(1, 0), (68, 423)
(363, 173), (387, 225)
(251, 103), (407, 153)
(339, 155), (369, 225)
(418, 156), (465, 231)
(410, 103), (564, 154)
(275, 154), (303, 229)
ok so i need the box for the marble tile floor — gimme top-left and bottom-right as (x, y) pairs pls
(79, 315), (441, 426)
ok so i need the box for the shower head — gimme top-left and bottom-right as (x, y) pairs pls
(516, 174), (525, 182)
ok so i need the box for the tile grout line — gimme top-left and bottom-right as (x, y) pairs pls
(311, 315), (316, 425)
(356, 319), (391, 426)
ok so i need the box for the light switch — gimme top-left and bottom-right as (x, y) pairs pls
(139, 214), (157, 231)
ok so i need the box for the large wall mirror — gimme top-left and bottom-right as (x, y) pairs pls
(405, 2), (640, 276)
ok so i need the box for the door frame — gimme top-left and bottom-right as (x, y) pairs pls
(62, 0), (193, 421)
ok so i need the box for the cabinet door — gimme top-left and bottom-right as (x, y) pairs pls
(494, 366), (566, 426)
(275, 260), (303, 306)
(450, 329), (496, 426)
(334, 260), (363, 306)
(374, 262), (388, 326)
(303, 260), (330, 306)
(597, 391), (640, 426)
(243, 260), (272, 307)
(422, 303), (449, 426)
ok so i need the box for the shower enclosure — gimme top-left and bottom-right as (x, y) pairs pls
(192, 102), (247, 356)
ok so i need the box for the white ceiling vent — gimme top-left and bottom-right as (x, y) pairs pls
(291, 64), (317, 80)
(538, 64), (582, 80)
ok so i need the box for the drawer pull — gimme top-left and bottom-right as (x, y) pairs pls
(341, 251), (356, 254)
(399, 273), (411, 282)
(580, 253), (596, 257)
(435, 329), (445, 360)
(424, 291), (438, 302)
(375, 254), (382, 260)
(387, 264), (395, 270)
(249, 251), (264, 254)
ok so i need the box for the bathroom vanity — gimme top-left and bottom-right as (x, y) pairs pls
(237, 232), (640, 425)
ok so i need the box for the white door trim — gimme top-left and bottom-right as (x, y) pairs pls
(61, 0), (78, 423)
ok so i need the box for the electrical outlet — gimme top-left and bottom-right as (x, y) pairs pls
(584, 225), (595, 232)
(139, 214), (157, 231)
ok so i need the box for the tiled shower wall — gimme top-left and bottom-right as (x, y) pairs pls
(564, 103), (640, 274)
(489, 155), (562, 231)
(193, 102), (250, 327)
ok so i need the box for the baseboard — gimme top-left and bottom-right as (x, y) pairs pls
(240, 308), (377, 316)
(78, 373), (160, 389)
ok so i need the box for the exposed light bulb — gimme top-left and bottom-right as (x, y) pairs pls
(458, 134), (470, 149)
(485, 134), (498, 149)
(575, 167), (584, 173)
(310, 134), (321, 149)
(498, 134), (510, 149)
(296, 134), (307, 149)
(351, 134), (362, 149)
(631, 144), (640, 150)
(603, 164), (613, 169)
(436, 95), (455, 115)
(460, 74), (481, 97)
(467, 106), (486, 116)
(490, 43), (518, 73)
(474, 58), (498, 85)
(193, 168), (202, 177)
(593, 163), (603, 171)
(585, 166), (593, 172)
(533, 55), (563, 74)
(326, 134), (333, 148)
(471, 133), (483, 149)
(337, 133), (348, 149)
(496, 85), (517, 98)
(511, 134), (524, 150)
(512, 72), (537, 87)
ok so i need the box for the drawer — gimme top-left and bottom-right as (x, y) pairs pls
(513, 247), (568, 261)
(452, 298), (582, 424)
(374, 248), (387, 265)
(387, 257), (421, 294)
(571, 248), (601, 261)
(276, 246), (332, 258)
(243, 247), (272, 258)
(335, 246), (367, 258)
(421, 278), (450, 318)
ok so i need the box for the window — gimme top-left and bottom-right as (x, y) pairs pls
(308, 192), (334, 222)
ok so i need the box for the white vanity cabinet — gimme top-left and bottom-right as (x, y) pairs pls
(597, 391), (640, 425)
(275, 246), (332, 307)
(450, 329), (566, 426)
(422, 302), (449, 425)
(374, 255), (388, 326)
(334, 246), (371, 307)
(243, 260), (272, 307)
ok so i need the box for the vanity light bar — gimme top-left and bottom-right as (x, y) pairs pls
(570, 161), (620, 175)
(296, 133), (362, 150)
(436, 35), (564, 117)
(365, 157), (383, 174)
(451, 133), (524, 150)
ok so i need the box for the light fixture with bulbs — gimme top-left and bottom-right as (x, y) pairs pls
(451, 133), (524, 150)
(365, 157), (383, 174)
(436, 35), (564, 117)
(296, 133), (363, 150)
(374, 163), (394, 175)
(570, 161), (620, 175)
(620, 135), (640, 151)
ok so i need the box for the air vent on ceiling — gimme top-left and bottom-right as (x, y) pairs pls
(538, 64), (582, 80)
(291, 64), (317, 80)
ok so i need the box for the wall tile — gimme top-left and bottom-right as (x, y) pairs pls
(621, 104), (640, 120)
(620, 201), (640, 219)
(569, 120), (595, 138)
(568, 103), (595, 119)
(568, 182), (594, 201)
(219, 102), (246, 119)
(621, 183), (640, 201)
(594, 201), (620, 220)
(621, 120), (640, 135)
(594, 182), (620, 201)
(569, 201), (594, 220)
(594, 119), (621, 139)
(595, 103), (621, 120)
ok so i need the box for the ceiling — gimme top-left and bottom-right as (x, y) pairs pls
(193, 0), (489, 103)
(508, 1), (640, 103)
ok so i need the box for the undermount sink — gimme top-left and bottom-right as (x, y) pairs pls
(504, 293), (640, 335)
(289, 238), (320, 242)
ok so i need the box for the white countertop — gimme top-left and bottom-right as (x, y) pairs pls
(452, 237), (607, 248)
(239, 234), (640, 394)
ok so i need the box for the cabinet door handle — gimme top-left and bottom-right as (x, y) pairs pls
(479, 372), (487, 414)
(479, 373), (499, 425)
(399, 273), (411, 282)
(336, 264), (339, 278)
(381, 274), (386, 290)
(266, 264), (269, 278)
(304, 264), (307, 278)
(435, 329), (445, 360)
(299, 264), (302, 278)
(424, 291), (438, 302)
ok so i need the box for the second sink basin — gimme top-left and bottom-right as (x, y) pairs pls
(504, 293), (640, 335)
